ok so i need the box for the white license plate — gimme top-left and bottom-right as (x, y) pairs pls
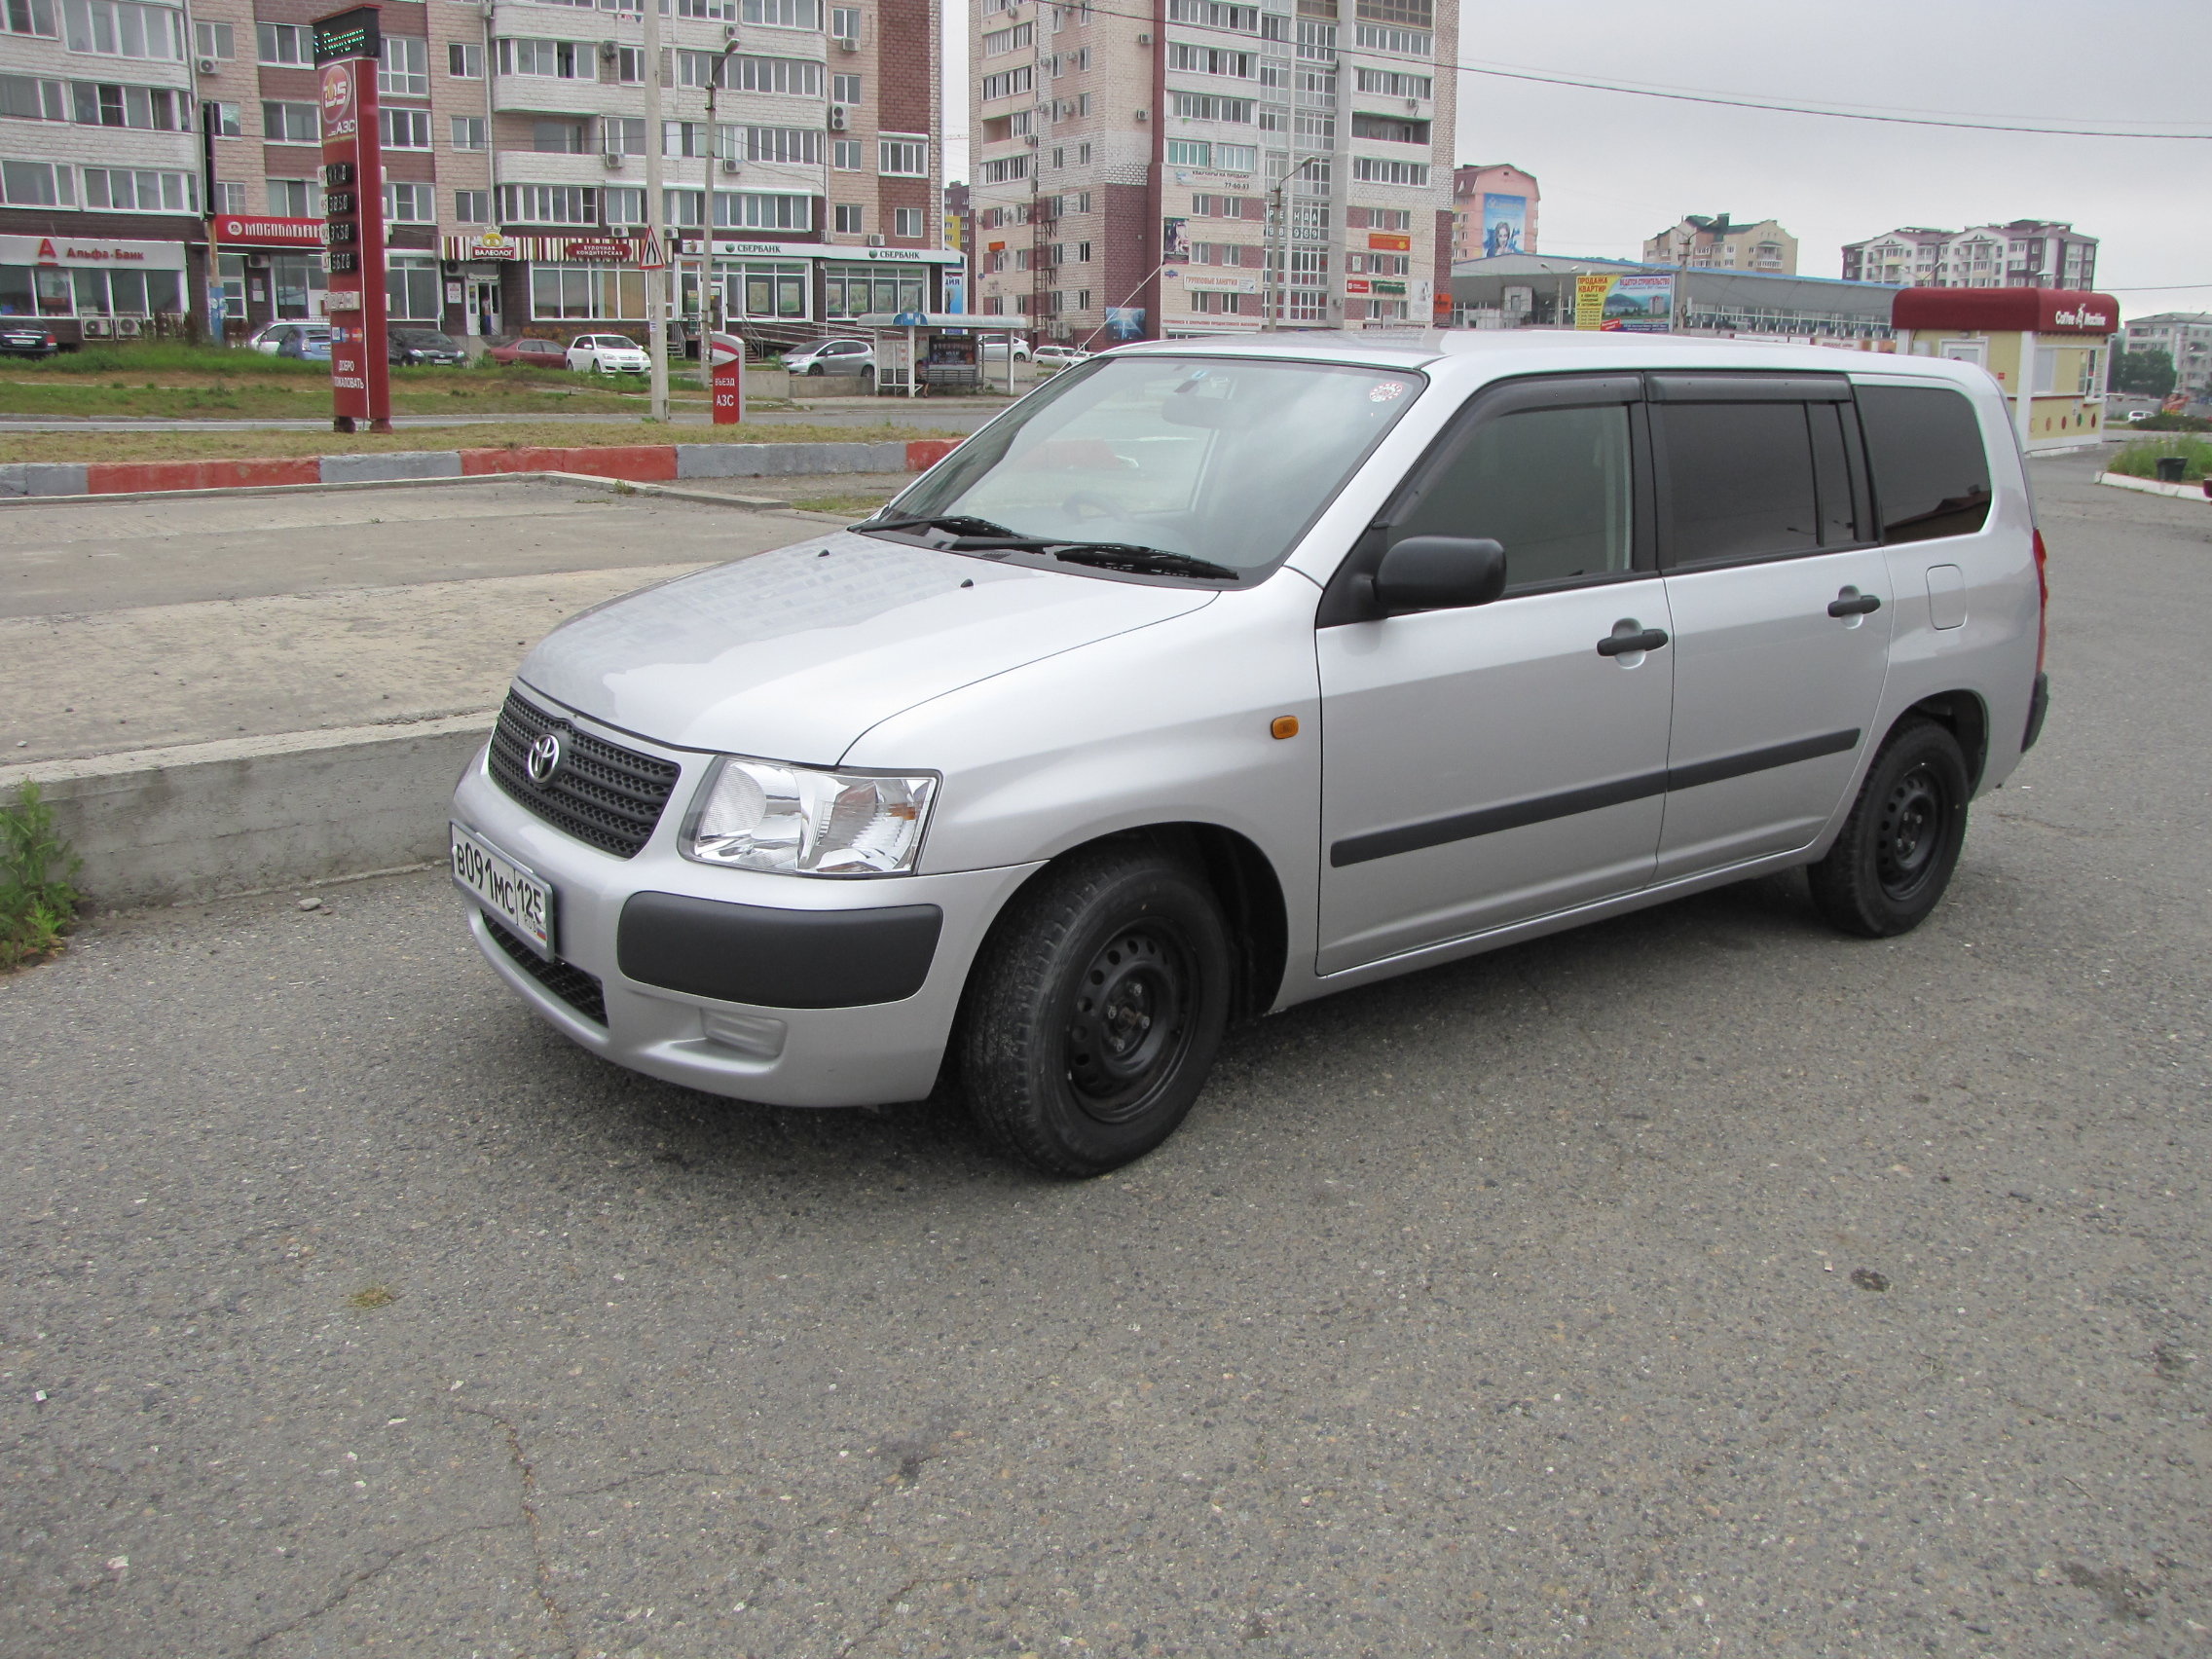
(451, 822), (556, 959)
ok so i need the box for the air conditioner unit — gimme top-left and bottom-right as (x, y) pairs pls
(1134, 107), (1147, 121)
(1135, 30), (1151, 44)
(1024, 133), (1039, 146)
(601, 150), (626, 168)
(1406, 97), (1419, 110)
(827, 104), (847, 129)
(723, 22), (740, 40)
(197, 55), (217, 73)
(836, 36), (858, 52)
(719, 156), (742, 173)
(599, 38), (619, 58)
(116, 314), (142, 337)
(80, 317), (113, 338)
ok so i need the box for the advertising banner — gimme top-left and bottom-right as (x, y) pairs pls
(1161, 218), (1190, 263)
(1574, 273), (1674, 332)
(1482, 194), (1528, 259)
(314, 6), (390, 432)
(1105, 307), (1146, 342)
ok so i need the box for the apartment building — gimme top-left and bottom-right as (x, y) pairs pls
(1449, 161), (1532, 262)
(1641, 213), (1795, 276)
(2, 0), (948, 349)
(1, 0), (204, 342)
(1842, 220), (2097, 290)
(2120, 312), (2212, 401)
(969, 0), (1457, 343)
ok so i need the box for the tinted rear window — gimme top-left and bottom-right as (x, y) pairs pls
(1857, 384), (1992, 543)
(1660, 401), (1821, 565)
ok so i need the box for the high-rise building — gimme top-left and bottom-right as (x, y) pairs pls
(1, 0), (951, 350)
(969, 0), (1457, 343)
(2120, 313), (2212, 401)
(1450, 162), (1534, 262)
(1641, 214), (1796, 276)
(1842, 220), (2097, 290)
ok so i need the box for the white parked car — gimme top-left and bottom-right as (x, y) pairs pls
(453, 334), (2047, 1175)
(567, 333), (649, 374)
(783, 338), (876, 376)
(245, 320), (326, 356)
(1034, 345), (1095, 372)
(978, 333), (1033, 362)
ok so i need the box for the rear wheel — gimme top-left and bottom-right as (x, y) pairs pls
(1807, 719), (1971, 938)
(961, 845), (1232, 1177)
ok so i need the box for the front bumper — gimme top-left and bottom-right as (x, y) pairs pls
(452, 721), (1040, 1108)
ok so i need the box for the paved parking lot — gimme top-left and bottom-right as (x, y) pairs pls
(2, 452), (2207, 1657)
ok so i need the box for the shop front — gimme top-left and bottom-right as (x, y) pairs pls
(209, 216), (327, 338)
(0, 233), (194, 346)
(1893, 287), (2120, 454)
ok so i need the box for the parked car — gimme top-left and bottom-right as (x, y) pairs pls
(1033, 344), (1094, 372)
(246, 320), (325, 356)
(276, 326), (332, 361)
(0, 323), (59, 358)
(978, 332), (1033, 361)
(452, 336), (2046, 1177)
(568, 333), (650, 374)
(388, 328), (468, 367)
(782, 338), (875, 376)
(489, 336), (571, 368)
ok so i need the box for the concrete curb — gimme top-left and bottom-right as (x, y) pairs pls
(2, 714), (495, 908)
(2096, 470), (2210, 501)
(0, 436), (966, 500)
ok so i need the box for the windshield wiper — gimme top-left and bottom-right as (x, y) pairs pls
(1045, 543), (1240, 580)
(855, 512), (1019, 539)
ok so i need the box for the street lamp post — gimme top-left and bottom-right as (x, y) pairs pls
(699, 40), (741, 390)
(641, 0), (668, 421)
(1264, 154), (1323, 333)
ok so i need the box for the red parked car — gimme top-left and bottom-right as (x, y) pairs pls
(487, 336), (570, 367)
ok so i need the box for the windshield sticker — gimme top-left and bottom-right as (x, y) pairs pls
(1369, 381), (1408, 403)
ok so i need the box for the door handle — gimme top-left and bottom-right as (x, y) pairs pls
(1827, 590), (1882, 617)
(1596, 626), (1670, 657)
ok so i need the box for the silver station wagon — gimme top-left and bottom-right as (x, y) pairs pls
(451, 333), (2049, 1175)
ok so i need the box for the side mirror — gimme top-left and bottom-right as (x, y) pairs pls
(1372, 536), (1507, 615)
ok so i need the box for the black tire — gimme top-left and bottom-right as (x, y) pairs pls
(1807, 719), (1971, 938)
(960, 844), (1233, 1177)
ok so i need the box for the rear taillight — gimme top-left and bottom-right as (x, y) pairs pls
(2031, 527), (2049, 674)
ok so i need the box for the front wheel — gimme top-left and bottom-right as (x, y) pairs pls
(960, 844), (1232, 1177)
(1807, 719), (1971, 937)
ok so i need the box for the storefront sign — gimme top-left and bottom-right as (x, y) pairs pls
(215, 215), (325, 249)
(2, 235), (187, 271)
(563, 238), (639, 262)
(1182, 271), (1258, 294)
(461, 233), (521, 260)
(1367, 233), (1412, 253)
(1346, 277), (1372, 295)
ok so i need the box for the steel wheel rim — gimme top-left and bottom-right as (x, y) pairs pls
(1063, 923), (1194, 1124)
(1876, 762), (1948, 902)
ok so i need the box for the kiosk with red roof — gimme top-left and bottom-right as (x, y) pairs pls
(1891, 287), (2119, 454)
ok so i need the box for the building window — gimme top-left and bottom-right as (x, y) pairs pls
(979, 67), (1031, 101)
(978, 155), (1028, 183)
(1352, 22), (1429, 54)
(678, 0), (737, 17)
(0, 158), (71, 204)
(4, 0), (58, 37)
(451, 115), (487, 150)
(981, 20), (1032, 54)
(532, 264), (646, 320)
(1353, 66), (1430, 97)
(715, 191), (811, 231)
(65, 82), (190, 129)
(380, 107), (431, 149)
(747, 126), (823, 164)
(833, 202), (863, 233)
(830, 4), (861, 39)
(379, 35), (428, 97)
(193, 18), (230, 57)
(605, 116), (647, 155)
(210, 180), (245, 212)
(387, 255), (440, 321)
(662, 188), (705, 226)
(448, 41), (482, 78)
(1349, 113), (1427, 144)
(1167, 43), (1256, 77)
(1167, 0), (1259, 27)
(454, 188), (490, 223)
(205, 99), (241, 134)
(830, 71), (861, 102)
(266, 175), (320, 216)
(1169, 93), (1254, 123)
(1350, 156), (1427, 186)
(383, 180), (434, 222)
(831, 137), (862, 169)
(497, 38), (586, 78)
(741, 0), (820, 28)
(602, 186), (644, 224)
(893, 205), (923, 238)
(878, 136), (926, 176)
(61, 0), (182, 57)
(533, 120), (588, 153)
(83, 166), (194, 210)
(499, 182), (599, 225)
(2, 262), (184, 315)
(824, 262), (922, 315)
(261, 100), (317, 143)
(678, 52), (823, 94)
(254, 20), (310, 64)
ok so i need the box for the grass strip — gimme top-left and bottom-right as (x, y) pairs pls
(0, 422), (966, 465)
(2108, 435), (2212, 483)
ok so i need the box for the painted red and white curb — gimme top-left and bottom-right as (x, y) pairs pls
(0, 437), (966, 499)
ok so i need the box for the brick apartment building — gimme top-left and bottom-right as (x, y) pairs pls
(1449, 161), (1533, 262)
(968, 0), (1458, 344)
(1641, 213), (1796, 276)
(2120, 312), (2212, 402)
(1, 0), (951, 349)
(1841, 220), (2097, 290)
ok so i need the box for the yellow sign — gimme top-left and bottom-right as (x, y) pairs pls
(1574, 275), (1613, 330)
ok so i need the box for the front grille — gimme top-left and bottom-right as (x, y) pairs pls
(483, 915), (608, 1025)
(489, 690), (681, 859)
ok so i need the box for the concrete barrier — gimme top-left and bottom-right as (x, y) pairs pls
(3, 715), (494, 907)
(0, 462), (90, 498)
(675, 440), (908, 478)
(319, 449), (465, 485)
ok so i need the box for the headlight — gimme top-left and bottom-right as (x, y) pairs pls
(682, 756), (937, 876)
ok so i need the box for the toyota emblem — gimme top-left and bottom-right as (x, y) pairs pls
(526, 732), (565, 785)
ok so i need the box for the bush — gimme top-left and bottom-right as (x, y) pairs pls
(21, 341), (325, 377)
(2109, 435), (2212, 482)
(2125, 412), (2212, 433)
(1, 782), (81, 971)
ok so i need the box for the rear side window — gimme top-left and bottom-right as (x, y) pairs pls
(1392, 405), (1634, 590)
(1660, 402), (1821, 565)
(1857, 385), (1993, 542)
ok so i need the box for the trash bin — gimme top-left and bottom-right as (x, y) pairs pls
(2155, 456), (2187, 483)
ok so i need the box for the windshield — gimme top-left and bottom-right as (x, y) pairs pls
(879, 354), (1425, 573)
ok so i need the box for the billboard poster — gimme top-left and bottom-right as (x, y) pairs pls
(1105, 307), (1146, 341)
(1481, 194), (1528, 259)
(1161, 217), (1190, 263)
(941, 267), (965, 313)
(1574, 273), (1674, 332)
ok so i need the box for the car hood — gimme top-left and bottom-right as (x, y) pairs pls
(517, 530), (1217, 763)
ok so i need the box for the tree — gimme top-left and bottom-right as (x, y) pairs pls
(2112, 348), (2177, 397)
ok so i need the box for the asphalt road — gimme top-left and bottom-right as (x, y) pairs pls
(3, 450), (2208, 1657)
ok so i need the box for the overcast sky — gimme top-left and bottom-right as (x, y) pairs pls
(941, 0), (2211, 321)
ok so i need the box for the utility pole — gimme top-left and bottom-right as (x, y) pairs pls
(1264, 154), (1321, 332)
(642, 0), (669, 421)
(700, 39), (740, 389)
